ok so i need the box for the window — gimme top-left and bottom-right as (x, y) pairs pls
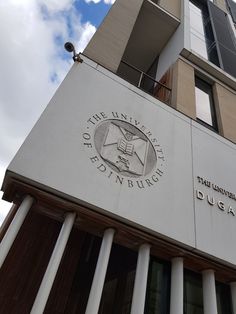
(195, 77), (218, 130)
(144, 257), (171, 314)
(227, 0), (236, 24)
(184, 270), (204, 314)
(99, 243), (137, 314)
(184, 270), (234, 314)
(208, 1), (236, 78)
(190, 1), (208, 59)
(189, 0), (220, 66)
(216, 282), (233, 314)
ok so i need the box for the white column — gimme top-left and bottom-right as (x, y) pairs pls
(230, 282), (236, 314)
(170, 257), (184, 314)
(31, 212), (76, 314)
(202, 269), (218, 314)
(0, 195), (34, 269)
(85, 228), (115, 314)
(130, 243), (150, 314)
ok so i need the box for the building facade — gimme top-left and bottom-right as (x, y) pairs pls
(1, 0), (236, 313)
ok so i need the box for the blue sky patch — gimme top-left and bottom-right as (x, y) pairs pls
(75, 0), (111, 28)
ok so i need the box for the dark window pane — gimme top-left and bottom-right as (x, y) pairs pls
(216, 282), (233, 314)
(208, 1), (236, 77)
(218, 43), (236, 78)
(227, 0), (236, 24)
(184, 270), (204, 314)
(99, 243), (137, 314)
(45, 229), (102, 313)
(144, 257), (171, 314)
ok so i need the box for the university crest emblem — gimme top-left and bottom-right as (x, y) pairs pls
(100, 122), (148, 176)
(94, 119), (157, 178)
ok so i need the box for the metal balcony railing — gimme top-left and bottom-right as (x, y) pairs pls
(150, 0), (159, 5)
(119, 60), (171, 105)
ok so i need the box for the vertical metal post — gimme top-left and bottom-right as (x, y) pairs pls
(0, 195), (34, 269)
(230, 282), (236, 314)
(30, 212), (76, 314)
(170, 257), (184, 314)
(85, 228), (115, 314)
(130, 243), (150, 314)
(202, 269), (218, 314)
(138, 72), (144, 88)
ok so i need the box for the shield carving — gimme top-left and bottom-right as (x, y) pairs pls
(100, 122), (148, 176)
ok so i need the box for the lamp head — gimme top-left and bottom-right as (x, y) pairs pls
(64, 41), (83, 63)
(64, 42), (75, 54)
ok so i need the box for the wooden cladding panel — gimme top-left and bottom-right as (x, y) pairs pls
(44, 230), (101, 314)
(0, 210), (61, 313)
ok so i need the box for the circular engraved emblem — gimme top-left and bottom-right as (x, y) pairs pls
(94, 119), (157, 178)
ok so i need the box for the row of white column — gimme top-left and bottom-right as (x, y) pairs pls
(1, 195), (236, 313)
(170, 259), (219, 314)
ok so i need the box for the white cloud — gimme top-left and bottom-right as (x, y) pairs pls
(0, 0), (96, 225)
(104, 0), (116, 4)
(76, 22), (96, 51)
(84, 0), (116, 4)
(85, 0), (101, 3)
(40, 0), (76, 12)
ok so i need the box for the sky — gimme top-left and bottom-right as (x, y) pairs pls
(0, 0), (115, 225)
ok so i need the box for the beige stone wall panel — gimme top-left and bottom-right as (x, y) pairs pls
(158, 0), (181, 19)
(214, 83), (236, 143)
(84, 0), (144, 72)
(171, 59), (196, 119)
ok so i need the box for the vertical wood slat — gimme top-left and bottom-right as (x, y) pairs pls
(0, 211), (62, 313)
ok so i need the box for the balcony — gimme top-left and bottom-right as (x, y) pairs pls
(119, 0), (180, 74)
(117, 60), (171, 105)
